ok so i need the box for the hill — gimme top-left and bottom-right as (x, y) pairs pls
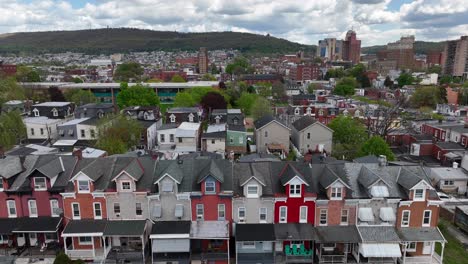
(0, 28), (315, 55)
(362, 41), (445, 55)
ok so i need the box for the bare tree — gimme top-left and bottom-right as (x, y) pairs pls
(367, 96), (410, 137)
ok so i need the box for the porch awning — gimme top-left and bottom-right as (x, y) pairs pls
(104, 220), (146, 237)
(315, 226), (361, 243)
(397, 227), (446, 242)
(190, 221), (229, 239)
(150, 221), (191, 239)
(274, 223), (316, 241)
(236, 224), (275, 242)
(359, 243), (401, 258)
(62, 220), (107, 237)
(358, 207), (374, 222)
(12, 217), (62, 233)
(379, 207), (396, 222)
(0, 218), (19, 234)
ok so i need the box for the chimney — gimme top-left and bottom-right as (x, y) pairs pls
(72, 149), (83, 160)
(453, 162), (459, 169)
(378, 155), (387, 166)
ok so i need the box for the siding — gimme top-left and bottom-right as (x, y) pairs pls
(255, 122), (290, 153)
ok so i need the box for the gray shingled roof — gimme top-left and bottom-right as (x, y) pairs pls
(316, 226), (361, 243)
(9, 155), (40, 190)
(120, 159), (144, 181)
(358, 226), (400, 242)
(357, 166), (386, 189)
(104, 220), (147, 236)
(0, 156), (23, 179)
(279, 163), (308, 186)
(292, 116), (318, 131)
(397, 167), (424, 190)
(353, 155), (380, 163)
(397, 228), (445, 242)
(63, 220), (107, 234)
(233, 162), (274, 196)
(274, 223), (316, 240)
(197, 160), (224, 183)
(254, 115), (275, 129)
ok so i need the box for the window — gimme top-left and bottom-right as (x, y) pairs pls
(289, 184), (301, 197)
(247, 185), (259, 198)
(121, 181), (131, 191)
(307, 133), (310, 139)
(178, 137), (183, 143)
(170, 114), (176, 123)
(218, 204), (225, 220)
(259, 207), (267, 222)
(68, 129), (74, 136)
(233, 119), (238, 125)
(114, 203), (121, 214)
(40, 128), (44, 135)
(52, 108), (58, 117)
(162, 181), (173, 192)
(299, 206), (308, 223)
(413, 189), (425, 201)
(34, 177), (47, 190)
(331, 187), (342, 200)
(188, 113), (194, 122)
(230, 137), (234, 144)
(136, 203), (143, 216)
(30, 128), (35, 136)
(401, 210), (410, 227)
(170, 134), (174, 142)
(295, 108), (300, 115)
(319, 209), (328, 226)
(423, 210), (431, 226)
(79, 237), (92, 245)
(406, 242), (417, 252)
(205, 181), (216, 193)
(0, 178), (3, 191)
(279, 206), (287, 223)
(77, 180), (90, 193)
(0, 235), (9, 244)
(443, 180), (454, 186)
(90, 129), (95, 138)
(196, 204), (204, 220)
(211, 139), (215, 144)
(242, 242), (256, 249)
(437, 151), (441, 160)
(264, 131), (268, 137)
(341, 209), (349, 225)
(28, 200), (38, 217)
(80, 129), (85, 137)
(238, 207), (246, 221)
(72, 203), (80, 219)
(7, 200), (16, 218)
(50, 200), (60, 217)
(33, 108), (39, 117)
(94, 203), (102, 219)
(160, 134), (165, 143)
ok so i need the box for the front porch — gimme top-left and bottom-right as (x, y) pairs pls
(397, 227), (446, 264)
(399, 253), (442, 264)
(62, 220), (108, 261)
(315, 226), (361, 264)
(103, 220), (148, 263)
(190, 221), (230, 264)
(274, 224), (316, 264)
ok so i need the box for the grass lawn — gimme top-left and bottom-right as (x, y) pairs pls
(436, 219), (468, 264)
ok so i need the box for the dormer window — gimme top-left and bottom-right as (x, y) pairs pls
(52, 108), (58, 117)
(289, 184), (301, 197)
(246, 185), (259, 198)
(34, 177), (47, 191)
(413, 189), (425, 201)
(33, 108), (39, 117)
(188, 113), (194, 122)
(121, 181), (131, 191)
(161, 181), (173, 192)
(78, 180), (90, 193)
(0, 177), (4, 191)
(205, 180), (216, 194)
(331, 187), (342, 200)
(294, 107), (300, 115)
(233, 118), (238, 125)
(170, 114), (176, 123)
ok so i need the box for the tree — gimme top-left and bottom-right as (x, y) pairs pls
(333, 83), (355, 96)
(349, 63), (366, 78)
(271, 81), (286, 100)
(410, 86), (444, 108)
(170, 74), (186, 83)
(427, 65), (442, 74)
(201, 73), (217, 81)
(146, 78), (163, 83)
(357, 136), (395, 161)
(384, 76), (394, 88)
(368, 97), (408, 137)
(72, 77), (83, 83)
(256, 82), (272, 97)
(439, 75), (453, 85)
(236, 92), (257, 116)
(307, 83), (320, 93)
(0, 77), (25, 105)
(0, 110), (27, 150)
(16, 65), (41, 82)
(328, 115), (368, 159)
(201, 92), (227, 112)
(173, 92), (195, 107)
(360, 75), (371, 88)
(113, 62), (144, 82)
(116, 83), (160, 109)
(225, 57), (254, 78)
(210, 63), (220, 74)
(64, 89), (97, 106)
(397, 73), (415, 87)
(251, 97), (272, 120)
(54, 252), (72, 264)
(96, 115), (143, 155)
(48, 87), (66, 101)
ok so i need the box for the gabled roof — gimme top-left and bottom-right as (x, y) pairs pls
(197, 160), (224, 183)
(36, 156), (65, 178)
(319, 165), (350, 189)
(112, 158), (144, 182)
(397, 167), (427, 190)
(239, 163), (267, 186)
(0, 156), (23, 179)
(357, 165), (389, 189)
(154, 161), (184, 184)
(254, 115), (290, 130)
(279, 163), (309, 186)
(292, 116), (333, 132)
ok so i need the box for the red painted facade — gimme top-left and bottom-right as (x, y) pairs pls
(274, 185), (316, 225)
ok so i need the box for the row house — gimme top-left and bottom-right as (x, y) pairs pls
(291, 116), (334, 154)
(123, 106), (162, 150)
(204, 109), (247, 155)
(29, 102), (74, 120)
(24, 116), (64, 143)
(286, 104), (339, 125)
(75, 103), (114, 119)
(254, 115), (290, 157)
(165, 107), (202, 125)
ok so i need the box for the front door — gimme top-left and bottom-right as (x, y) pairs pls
(423, 242), (432, 254)
(29, 233), (37, 246)
(17, 233), (25, 247)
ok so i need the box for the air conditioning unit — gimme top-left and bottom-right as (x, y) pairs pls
(116, 213), (121, 217)
(239, 218), (245, 223)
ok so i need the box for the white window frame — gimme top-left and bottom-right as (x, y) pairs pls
(50, 199), (60, 217)
(340, 209), (349, 225)
(238, 207), (246, 222)
(91, 202), (101, 219)
(52, 108), (58, 117)
(114, 203), (121, 214)
(279, 206), (287, 223)
(80, 129), (85, 138)
(196, 204), (204, 220)
(34, 177), (47, 191)
(28, 200), (38, 218)
(331, 187), (342, 200)
(289, 184), (301, 197)
(259, 207), (267, 223)
(413, 189), (425, 201)
(78, 236), (93, 245)
(242, 242), (256, 249)
(90, 129), (95, 138)
(33, 108), (39, 117)
(160, 134), (165, 143)
(136, 202), (143, 216)
(205, 181), (216, 194)
(401, 210), (411, 227)
(170, 114), (176, 123)
(40, 128), (44, 135)
(406, 242), (417, 252)
(121, 181), (132, 191)
(77, 180), (90, 193)
(0, 177), (4, 191)
(422, 210), (432, 227)
(72, 203), (80, 220)
(7, 200), (17, 218)
(218, 204), (225, 220)
(319, 209), (328, 226)
(443, 180), (454, 186)
(299, 206), (308, 223)
(246, 185), (259, 198)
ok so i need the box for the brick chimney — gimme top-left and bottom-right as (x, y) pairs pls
(72, 149), (83, 160)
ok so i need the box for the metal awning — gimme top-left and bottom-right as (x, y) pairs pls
(13, 217), (62, 233)
(62, 220), (107, 237)
(379, 207), (396, 222)
(191, 221), (229, 239)
(152, 205), (162, 218)
(358, 207), (374, 222)
(359, 243), (402, 258)
(370, 185), (389, 198)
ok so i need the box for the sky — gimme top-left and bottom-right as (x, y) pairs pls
(0, 0), (467, 46)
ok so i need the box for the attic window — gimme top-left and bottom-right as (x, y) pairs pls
(52, 108), (58, 117)
(33, 108), (39, 117)
(34, 177), (47, 191)
(331, 187), (342, 200)
(162, 181), (173, 192)
(121, 181), (131, 191)
(413, 189), (425, 201)
(205, 180), (216, 193)
(78, 180), (90, 193)
(246, 185), (259, 198)
(170, 114), (176, 123)
(370, 185), (389, 198)
(289, 184), (301, 197)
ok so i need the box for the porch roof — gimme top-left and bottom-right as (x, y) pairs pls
(150, 221), (191, 239)
(12, 217), (62, 233)
(190, 221), (229, 239)
(358, 226), (400, 242)
(359, 243), (402, 258)
(104, 220), (147, 237)
(274, 223), (316, 241)
(0, 218), (19, 234)
(315, 226), (361, 243)
(62, 220), (107, 237)
(397, 227), (446, 242)
(235, 224), (275, 242)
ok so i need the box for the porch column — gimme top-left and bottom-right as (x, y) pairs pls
(92, 237), (95, 258)
(344, 243), (348, 264)
(64, 237), (68, 255)
(141, 235), (145, 263)
(227, 238), (230, 264)
(440, 242), (445, 264)
(402, 242), (407, 264)
(430, 241), (434, 264)
(235, 242), (238, 264)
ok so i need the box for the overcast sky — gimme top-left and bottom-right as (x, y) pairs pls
(0, 0), (467, 46)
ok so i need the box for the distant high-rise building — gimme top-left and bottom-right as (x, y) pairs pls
(198, 47), (209, 74)
(386, 36), (415, 70)
(316, 38), (343, 61)
(342, 30), (361, 64)
(442, 36), (468, 77)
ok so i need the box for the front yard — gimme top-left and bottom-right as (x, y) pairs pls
(436, 219), (468, 264)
